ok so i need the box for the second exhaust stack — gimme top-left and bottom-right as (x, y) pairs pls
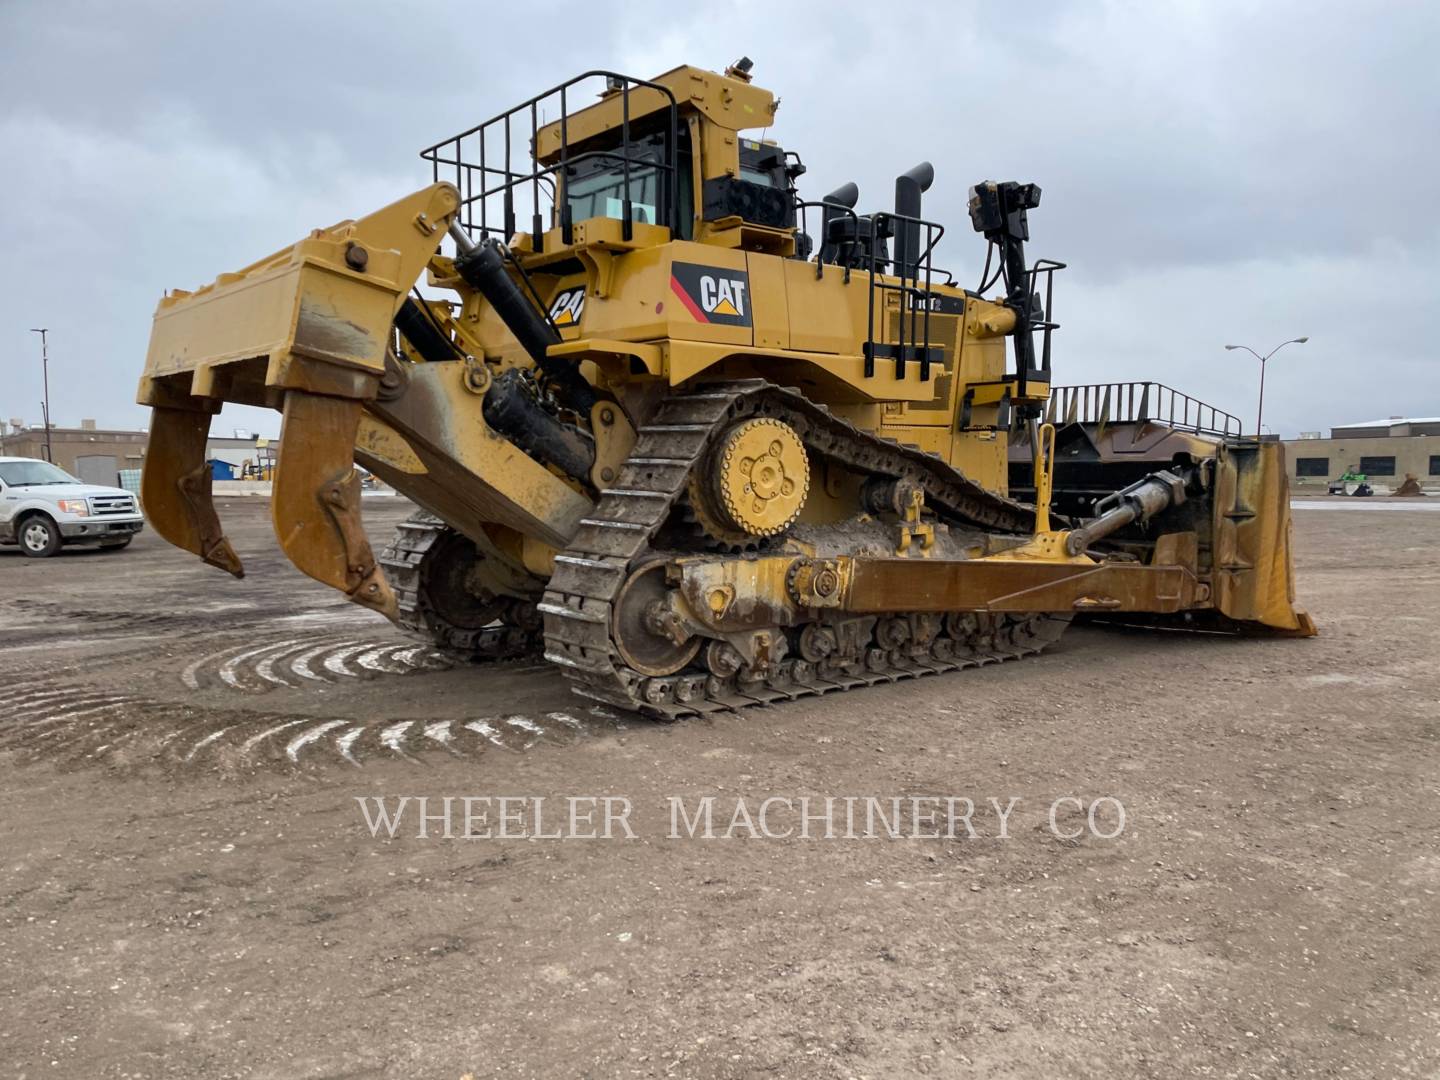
(892, 161), (935, 279)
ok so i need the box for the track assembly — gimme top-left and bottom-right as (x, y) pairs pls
(541, 380), (1068, 719)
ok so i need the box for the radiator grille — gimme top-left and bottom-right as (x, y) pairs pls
(89, 494), (137, 516)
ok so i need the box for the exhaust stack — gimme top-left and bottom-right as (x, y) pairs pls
(818, 182), (859, 265)
(892, 162), (934, 279)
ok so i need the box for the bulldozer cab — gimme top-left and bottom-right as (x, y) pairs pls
(422, 62), (798, 258)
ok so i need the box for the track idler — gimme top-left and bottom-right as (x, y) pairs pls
(272, 393), (398, 620)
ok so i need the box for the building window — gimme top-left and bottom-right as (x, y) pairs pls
(1295, 457), (1329, 477)
(1359, 456), (1396, 477)
(1430, 455), (1440, 476)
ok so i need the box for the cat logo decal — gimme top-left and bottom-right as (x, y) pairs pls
(548, 286), (586, 327)
(669, 262), (752, 327)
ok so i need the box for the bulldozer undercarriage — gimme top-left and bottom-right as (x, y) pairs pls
(371, 379), (1075, 718)
(539, 380), (1073, 718)
(380, 515), (543, 662)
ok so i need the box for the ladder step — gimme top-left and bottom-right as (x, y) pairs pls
(639, 424), (711, 433)
(601, 489), (670, 499)
(626, 456), (691, 466)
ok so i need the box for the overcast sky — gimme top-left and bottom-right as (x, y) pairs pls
(3, 0), (1437, 439)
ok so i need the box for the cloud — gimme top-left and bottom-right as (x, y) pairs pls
(1, 0), (1436, 439)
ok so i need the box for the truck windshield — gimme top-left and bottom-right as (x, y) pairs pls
(0, 460), (78, 486)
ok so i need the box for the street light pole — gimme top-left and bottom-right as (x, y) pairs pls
(29, 328), (52, 463)
(1224, 337), (1309, 440)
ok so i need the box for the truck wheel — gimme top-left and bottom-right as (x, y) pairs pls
(18, 514), (61, 558)
(99, 537), (133, 551)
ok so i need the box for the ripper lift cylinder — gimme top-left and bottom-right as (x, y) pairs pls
(394, 297), (458, 365)
(447, 223), (598, 414)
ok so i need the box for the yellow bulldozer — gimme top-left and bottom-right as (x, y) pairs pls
(137, 60), (1314, 717)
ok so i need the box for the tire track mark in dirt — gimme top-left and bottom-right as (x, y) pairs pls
(4, 627), (627, 772)
(2, 502), (633, 775)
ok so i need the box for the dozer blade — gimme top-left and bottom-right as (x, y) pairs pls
(1209, 439), (1316, 636)
(141, 405), (244, 578)
(272, 392), (398, 621)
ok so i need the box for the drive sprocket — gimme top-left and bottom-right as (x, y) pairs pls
(685, 416), (809, 546)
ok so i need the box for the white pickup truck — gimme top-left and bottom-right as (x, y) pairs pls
(0, 456), (145, 558)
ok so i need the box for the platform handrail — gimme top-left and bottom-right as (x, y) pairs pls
(1046, 381), (1242, 437)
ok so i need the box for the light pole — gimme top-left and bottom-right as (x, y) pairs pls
(29, 328), (53, 463)
(1224, 337), (1308, 440)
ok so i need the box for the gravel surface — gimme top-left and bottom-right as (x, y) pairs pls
(1, 498), (1436, 1078)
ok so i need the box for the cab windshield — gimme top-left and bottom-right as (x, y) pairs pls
(561, 120), (692, 238)
(566, 159), (663, 226)
(0, 459), (78, 486)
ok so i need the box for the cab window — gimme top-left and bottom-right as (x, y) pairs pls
(739, 139), (787, 189)
(562, 119), (692, 239)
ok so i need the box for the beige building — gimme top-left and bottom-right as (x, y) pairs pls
(0, 421), (269, 487)
(0, 421), (148, 486)
(1284, 417), (1440, 493)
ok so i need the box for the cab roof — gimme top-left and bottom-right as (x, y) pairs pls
(533, 64), (778, 164)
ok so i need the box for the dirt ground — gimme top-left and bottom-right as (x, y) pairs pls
(2, 497), (1437, 1079)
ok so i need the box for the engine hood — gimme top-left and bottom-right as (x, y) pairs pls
(11, 482), (134, 500)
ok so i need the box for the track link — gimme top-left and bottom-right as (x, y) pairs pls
(541, 381), (1068, 718)
(380, 513), (541, 662)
